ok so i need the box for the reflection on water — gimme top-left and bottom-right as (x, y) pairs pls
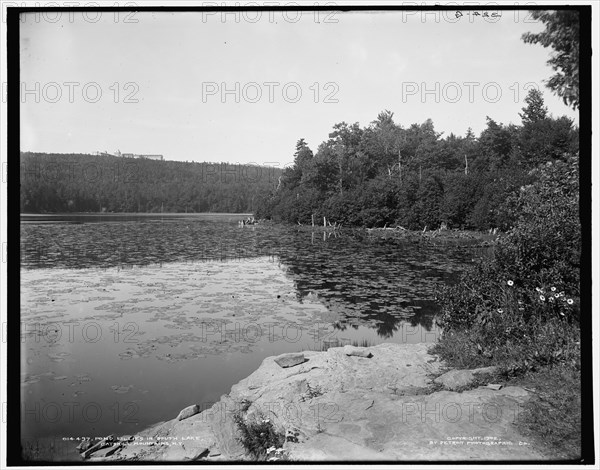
(20, 214), (487, 449)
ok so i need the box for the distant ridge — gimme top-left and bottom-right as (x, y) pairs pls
(20, 152), (282, 214)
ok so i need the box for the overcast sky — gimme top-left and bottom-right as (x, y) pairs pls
(19, 8), (579, 166)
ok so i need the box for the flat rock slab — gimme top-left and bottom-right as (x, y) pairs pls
(99, 344), (547, 462)
(274, 353), (307, 368)
(434, 366), (498, 390)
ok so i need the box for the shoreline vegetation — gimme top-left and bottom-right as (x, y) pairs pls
(288, 223), (500, 246)
(429, 155), (581, 459)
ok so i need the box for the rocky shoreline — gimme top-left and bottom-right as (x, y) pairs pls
(79, 343), (546, 462)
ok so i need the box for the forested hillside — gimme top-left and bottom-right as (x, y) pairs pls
(20, 153), (281, 213)
(256, 89), (578, 231)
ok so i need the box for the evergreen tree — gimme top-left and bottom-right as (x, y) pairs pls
(519, 88), (548, 124)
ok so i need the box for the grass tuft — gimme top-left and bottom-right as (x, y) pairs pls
(233, 405), (287, 461)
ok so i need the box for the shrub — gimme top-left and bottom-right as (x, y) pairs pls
(495, 156), (580, 293)
(434, 155), (581, 372)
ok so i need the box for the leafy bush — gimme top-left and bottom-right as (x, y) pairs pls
(434, 155), (581, 372)
(495, 156), (580, 293)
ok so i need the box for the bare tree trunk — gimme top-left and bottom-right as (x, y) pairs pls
(398, 149), (402, 181)
(338, 159), (343, 195)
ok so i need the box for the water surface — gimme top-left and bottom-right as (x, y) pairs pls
(20, 213), (484, 456)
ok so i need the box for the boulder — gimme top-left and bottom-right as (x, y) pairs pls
(274, 353), (306, 368)
(176, 404), (200, 421)
(434, 366), (498, 390)
(343, 345), (373, 358)
(486, 383), (503, 390)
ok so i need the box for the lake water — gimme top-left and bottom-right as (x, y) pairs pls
(19, 213), (486, 459)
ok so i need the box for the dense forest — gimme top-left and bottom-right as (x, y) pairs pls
(20, 153), (281, 213)
(255, 88), (578, 231)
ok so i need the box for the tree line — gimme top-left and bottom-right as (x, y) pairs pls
(256, 88), (578, 231)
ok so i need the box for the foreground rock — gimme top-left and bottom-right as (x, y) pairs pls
(343, 345), (373, 358)
(95, 343), (546, 462)
(274, 352), (307, 368)
(433, 366), (498, 391)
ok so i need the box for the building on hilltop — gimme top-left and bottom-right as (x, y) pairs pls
(119, 153), (164, 161)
